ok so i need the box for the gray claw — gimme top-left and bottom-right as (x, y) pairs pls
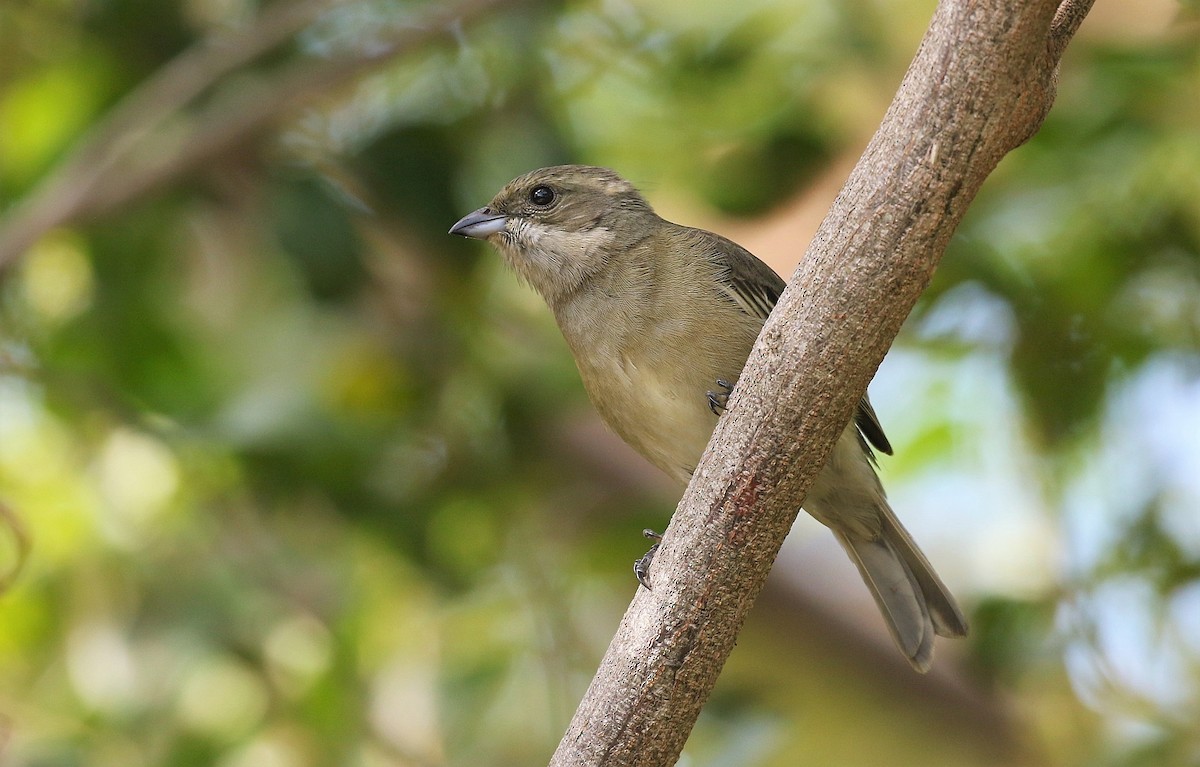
(706, 379), (734, 415)
(634, 529), (663, 589)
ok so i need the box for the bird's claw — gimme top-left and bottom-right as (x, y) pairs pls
(706, 378), (734, 415)
(634, 529), (663, 589)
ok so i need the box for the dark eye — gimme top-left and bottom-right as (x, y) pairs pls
(529, 185), (555, 206)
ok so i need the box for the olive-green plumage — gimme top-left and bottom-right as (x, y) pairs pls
(451, 165), (967, 672)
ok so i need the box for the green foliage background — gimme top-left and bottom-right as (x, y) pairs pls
(1, 0), (1199, 765)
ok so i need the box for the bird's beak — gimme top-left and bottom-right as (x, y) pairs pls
(449, 208), (508, 239)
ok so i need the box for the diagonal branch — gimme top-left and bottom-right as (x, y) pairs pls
(1049, 0), (1097, 61)
(44, 0), (335, 183)
(0, 0), (520, 274)
(548, 0), (1094, 765)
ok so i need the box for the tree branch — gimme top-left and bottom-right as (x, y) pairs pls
(548, 0), (1095, 765)
(0, 0), (520, 274)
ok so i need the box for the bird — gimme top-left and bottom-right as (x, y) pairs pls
(449, 164), (967, 672)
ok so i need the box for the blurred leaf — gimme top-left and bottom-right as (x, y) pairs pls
(0, 56), (114, 187)
(969, 595), (1057, 683)
(271, 177), (367, 302)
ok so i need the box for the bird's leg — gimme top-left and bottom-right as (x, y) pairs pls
(706, 378), (734, 415)
(633, 529), (663, 589)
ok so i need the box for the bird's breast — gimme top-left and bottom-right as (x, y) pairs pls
(573, 347), (718, 485)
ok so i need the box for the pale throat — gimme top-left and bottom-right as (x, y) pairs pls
(503, 219), (615, 304)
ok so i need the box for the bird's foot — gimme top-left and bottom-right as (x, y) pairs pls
(706, 379), (734, 415)
(634, 529), (663, 590)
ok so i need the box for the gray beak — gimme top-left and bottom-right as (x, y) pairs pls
(449, 208), (508, 239)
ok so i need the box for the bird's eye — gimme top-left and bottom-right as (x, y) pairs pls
(529, 185), (555, 206)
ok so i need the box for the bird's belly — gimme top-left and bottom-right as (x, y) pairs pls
(578, 353), (718, 485)
(804, 425), (886, 539)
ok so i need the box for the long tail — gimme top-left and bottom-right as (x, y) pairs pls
(834, 503), (968, 673)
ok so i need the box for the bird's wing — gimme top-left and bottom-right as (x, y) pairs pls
(854, 394), (893, 456)
(707, 233), (785, 323)
(703, 228), (894, 457)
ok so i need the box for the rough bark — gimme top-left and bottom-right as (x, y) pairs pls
(547, 1), (1095, 765)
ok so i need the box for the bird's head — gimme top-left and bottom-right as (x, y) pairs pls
(450, 165), (656, 305)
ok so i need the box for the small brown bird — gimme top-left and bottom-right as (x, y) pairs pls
(450, 165), (967, 672)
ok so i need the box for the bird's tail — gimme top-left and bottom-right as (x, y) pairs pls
(834, 503), (968, 673)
